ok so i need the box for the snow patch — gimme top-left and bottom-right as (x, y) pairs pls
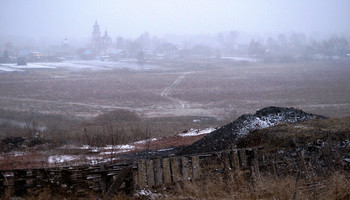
(0, 65), (23, 72)
(11, 63), (56, 69)
(99, 149), (132, 155)
(157, 148), (174, 152)
(80, 145), (91, 149)
(134, 189), (163, 199)
(48, 155), (78, 163)
(99, 144), (136, 155)
(178, 127), (216, 137)
(236, 116), (276, 136)
(103, 144), (135, 150)
(134, 138), (157, 144)
(13, 151), (27, 157)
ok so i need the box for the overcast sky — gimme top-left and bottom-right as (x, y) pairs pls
(0, 0), (349, 40)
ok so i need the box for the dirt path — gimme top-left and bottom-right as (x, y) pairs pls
(160, 72), (192, 109)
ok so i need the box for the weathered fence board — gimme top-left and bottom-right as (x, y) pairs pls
(145, 160), (155, 187)
(154, 159), (163, 186)
(230, 150), (240, 170)
(170, 157), (181, 182)
(137, 160), (147, 189)
(192, 156), (200, 180)
(163, 158), (172, 184)
(239, 150), (247, 169)
(181, 157), (190, 181)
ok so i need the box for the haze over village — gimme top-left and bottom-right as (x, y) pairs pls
(0, 0), (350, 64)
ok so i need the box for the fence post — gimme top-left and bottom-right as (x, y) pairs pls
(170, 157), (181, 182)
(239, 150), (247, 169)
(101, 165), (108, 195)
(146, 160), (155, 187)
(137, 160), (147, 189)
(192, 156), (200, 180)
(154, 159), (163, 186)
(163, 158), (172, 184)
(251, 150), (260, 180)
(221, 152), (231, 170)
(14, 170), (27, 196)
(230, 150), (240, 170)
(181, 157), (190, 181)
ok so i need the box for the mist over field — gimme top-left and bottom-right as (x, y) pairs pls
(0, 1), (350, 198)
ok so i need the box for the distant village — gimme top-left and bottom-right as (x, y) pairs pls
(0, 21), (180, 65)
(1, 21), (350, 65)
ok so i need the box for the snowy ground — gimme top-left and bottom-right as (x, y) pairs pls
(0, 127), (214, 169)
(0, 60), (159, 72)
(178, 127), (216, 137)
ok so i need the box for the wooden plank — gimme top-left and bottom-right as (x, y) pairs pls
(133, 171), (139, 190)
(170, 157), (181, 182)
(14, 170), (28, 196)
(298, 151), (309, 178)
(100, 165), (108, 195)
(181, 157), (190, 181)
(145, 160), (155, 187)
(251, 150), (260, 180)
(192, 156), (200, 180)
(137, 160), (147, 189)
(270, 156), (277, 178)
(163, 158), (172, 184)
(154, 159), (163, 186)
(239, 150), (247, 169)
(230, 150), (240, 170)
(103, 168), (132, 200)
(221, 152), (230, 170)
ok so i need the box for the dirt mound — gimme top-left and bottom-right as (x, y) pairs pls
(180, 106), (326, 154)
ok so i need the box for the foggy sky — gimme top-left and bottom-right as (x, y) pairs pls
(1, 0), (350, 40)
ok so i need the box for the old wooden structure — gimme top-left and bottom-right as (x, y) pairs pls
(0, 146), (346, 197)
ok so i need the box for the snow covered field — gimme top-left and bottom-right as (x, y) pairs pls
(0, 60), (159, 72)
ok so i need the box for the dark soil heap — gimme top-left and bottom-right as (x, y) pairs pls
(0, 137), (26, 152)
(180, 106), (326, 155)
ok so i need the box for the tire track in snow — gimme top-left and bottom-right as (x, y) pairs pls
(161, 72), (192, 109)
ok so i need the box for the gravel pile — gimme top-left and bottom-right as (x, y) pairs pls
(180, 106), (326, 154)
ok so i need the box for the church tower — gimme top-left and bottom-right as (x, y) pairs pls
(91, 21), (101, 54)
(92, 21), (101, 41)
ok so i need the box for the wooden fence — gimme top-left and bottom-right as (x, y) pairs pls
(0, 146), (346, 197)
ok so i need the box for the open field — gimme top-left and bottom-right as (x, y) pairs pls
(0, 59), (349, 124)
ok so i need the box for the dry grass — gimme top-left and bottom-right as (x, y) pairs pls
(1, 162), (348, 200)
(161, 171), (350, 200)
(236, 117), (350, 149)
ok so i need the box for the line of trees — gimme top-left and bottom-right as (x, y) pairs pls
(249, 34), (350, 63)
